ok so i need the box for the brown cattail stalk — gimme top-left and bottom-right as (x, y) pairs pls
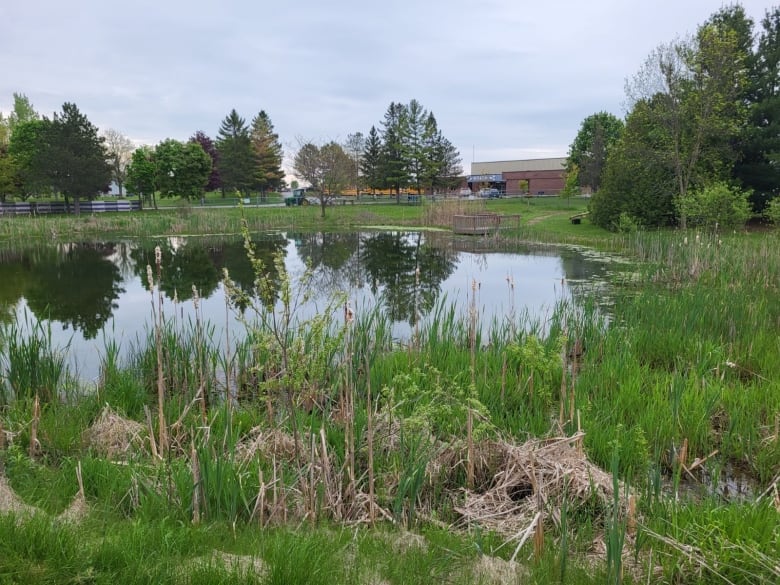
(678, 438), (689, 472)
(29, 393), (40, 458)
(144, 405), (159, 459)
(533, 511), (545, 560)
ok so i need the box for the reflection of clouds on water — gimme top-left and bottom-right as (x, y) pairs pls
(5, 233), (623, 380)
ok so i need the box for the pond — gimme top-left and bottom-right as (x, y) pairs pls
(0, 231), (623, 381)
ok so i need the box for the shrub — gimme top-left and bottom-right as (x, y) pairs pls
(677, 182), (752, 230)
(764, 196), (780, 225)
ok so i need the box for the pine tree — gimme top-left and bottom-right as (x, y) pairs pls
(216, 109), (254, 197)
(404, 99), (430, 194)
(360, 126), (383, 194)
(250, 111), (284, 198)
(380, 102), (410, 202)
(38, 103), (111, 215)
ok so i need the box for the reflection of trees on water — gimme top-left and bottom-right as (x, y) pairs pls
(292, 231), (458, 325)
(0, 233), (616, 339)
(0, 261), (30, 323)
(131, 235), (287, 307)
(292, 232), (364, 291)
(132, 241), (220, 301)
(24, 243), (125, 339)
(206, 234), (287, 308)
(361, 232), (457, 325)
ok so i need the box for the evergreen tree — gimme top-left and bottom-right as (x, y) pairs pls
(35, 103), (111, 215)
(404, 99), (430, 194)
(216, 109), (254, 197)
(735, 7), (780, 210)
(380, 102), (410, 202)
(421, 113), (462, 193)
(250, 111), (284, 198)
(360, 126), (383, 194)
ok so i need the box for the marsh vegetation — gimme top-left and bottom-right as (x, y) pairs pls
(0, 201), (778, 584)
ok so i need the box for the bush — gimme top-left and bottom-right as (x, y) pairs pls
(764, 196), (780, 225)
(615, 212), (641, 233)
(677, 182), (752, 230)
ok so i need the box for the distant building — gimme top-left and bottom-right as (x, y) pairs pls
(468, 157), (567, 195)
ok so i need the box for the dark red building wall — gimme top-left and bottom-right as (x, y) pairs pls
(503, 170), (565, 194)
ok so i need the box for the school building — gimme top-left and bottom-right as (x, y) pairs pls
(466, 157), (567, 195)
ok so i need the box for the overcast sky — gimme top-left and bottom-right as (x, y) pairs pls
(0, 1), (773, 175)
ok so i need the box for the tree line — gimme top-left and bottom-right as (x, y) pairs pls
(292, 99), (462, 216)
(567, 4), (780, 230)
(0, 94), (462, 215)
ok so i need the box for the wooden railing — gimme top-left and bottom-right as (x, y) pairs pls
(0, 200), (141, 216)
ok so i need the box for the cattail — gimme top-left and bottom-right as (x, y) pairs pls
(191, 284), (199, 310)
(146, 265), (154, 289)
(154, 245), (162, 266)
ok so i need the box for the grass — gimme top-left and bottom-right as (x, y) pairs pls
(1, 197), (779, 583)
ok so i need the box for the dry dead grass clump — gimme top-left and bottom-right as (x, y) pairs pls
(235, 426), (308, 463)
(471, 555), (528, 585)
(0, 475), (41, 518)
(1, 468), (89, 524)
(84, 406), (147, 460)
(178, 550), (267, 581)
(456, 433), (619, 537)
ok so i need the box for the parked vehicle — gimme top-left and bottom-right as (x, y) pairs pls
(479, 188), (501, 198)
(459, 188), (472, 197)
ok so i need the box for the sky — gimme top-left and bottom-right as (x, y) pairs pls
(0, 0), (774, 177)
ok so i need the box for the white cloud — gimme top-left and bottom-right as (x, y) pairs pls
(1, 0), (772, 172)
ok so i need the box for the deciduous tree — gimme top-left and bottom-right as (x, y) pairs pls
(344, 132), (364, 194)
(102, 128), (134, 197)
(293, 140), (352, 217)
(567, 112), (624, 193)
(154, 139), (212, 201)
(126, 146), (158, 209)
(189, 131), (221, 192)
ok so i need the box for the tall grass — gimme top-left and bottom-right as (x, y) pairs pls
(0, 313), (72, 405)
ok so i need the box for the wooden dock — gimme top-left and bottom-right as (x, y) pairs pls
(453, 213), (519, 235)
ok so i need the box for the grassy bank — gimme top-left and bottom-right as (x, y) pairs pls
(0, 196), (589, 242)
(1, 201), (778, 584)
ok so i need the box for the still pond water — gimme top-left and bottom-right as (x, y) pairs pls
(1, 231), (622, 381)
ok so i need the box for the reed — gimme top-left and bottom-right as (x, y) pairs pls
(0, 314), (72, 405)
